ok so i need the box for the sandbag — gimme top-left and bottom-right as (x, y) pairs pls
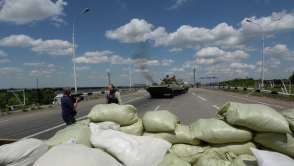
(75, 118), (91, 126)
(168, 144), (210, 164)
(253, 132), (294, 158)
(190, 118), (252, 144)
(143, 124), (201, 145)
(217, 102), (291, 134)
(0, 138), (48, 166)
(45, 123), (92, 148)
(233, 154), (257, 166)
(87, 104), (138, 125)
(210, 142), (257, 155)
(90, 122), (171, 166)
(143, 110), (180, 132)
(119, 118), (144, 136)
(250, 147), (294, 166)
(158, 153), (191, 166)
(281, 108), (294, 132)
(196, 153), (235, 166)
(33, 143), (123, 166)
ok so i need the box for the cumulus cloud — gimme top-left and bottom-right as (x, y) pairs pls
(75, 51), (112, 64)
(0, 67), (23, 74)
(168, 47), (183, 52)
(264, 44), (294, 61)
(29, 69), (55, 76)
(162, 59), (174, 66)
(0, 0), (67, 25)
(182, 60), (201, 70)
(266, 57), (281, 68)
(0, 34), (72, 56)
(76, 66), (90, 71)
(0, 50), (7, 56)
(105, 19), (153, 43)
(230, 63), (256, 69)
(133, 58), (160, 67)
(24, 62), (45, 67)
(170, 67), (184, 72)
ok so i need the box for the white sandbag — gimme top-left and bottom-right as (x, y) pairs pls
(119, 118), (144, 136)
(87, 104), (138, 125)
(95, 121), (120, 130)
(282, 108), (294, 132)
(253, 132), (294, 158)
(158, 153), (191, 166)
(143, 110), (180, 132)
(210, 141), (257, 155)
(143, 124), (201, 145)
(33, 143), (123, 166)
(90, 122), (171, 166)
(250, 147), (294, 166)
(190, 118), (252, 144)
(0, 138), (48, 166)
(233, 154), (257, 166)
(217, 102), (291, 134)
(168, 144), (210, 164)
(45, 123), (92, 148)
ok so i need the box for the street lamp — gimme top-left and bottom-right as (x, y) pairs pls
(246, 18), (280, 89)
(72, 8), (89, 94)
(129, 49), (137, 88)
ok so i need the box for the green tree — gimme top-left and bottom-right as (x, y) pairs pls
(289, 71), (294, 83)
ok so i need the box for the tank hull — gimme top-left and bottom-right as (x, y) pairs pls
(146, 84), (184, 98)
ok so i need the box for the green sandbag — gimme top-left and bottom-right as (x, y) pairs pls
(45, 124), (92, 148)
(281, 108), (294, 132)
(190, 118), (252, 144)
(143, 110), (180, 132)
(75, 118), (91, 126)
(168, 144), (210, 164)
(87, 104), (138, 125)
(119, 119), (144, 136)
(217, 102), (291, 134)
(143, 124), (201, 145)
(196, 154), (235, 166)
(210, 142), (257, 155)
(253, 132), (294, 158)
(158, 153), (191, 166)
(233, 154), (258, 166)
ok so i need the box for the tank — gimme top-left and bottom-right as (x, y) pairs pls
(176, 79), (189, 94)
(146, 76), (185, 98)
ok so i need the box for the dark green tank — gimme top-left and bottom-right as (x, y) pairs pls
(146, 76), (185, 98)
(176, 79), (189, 94)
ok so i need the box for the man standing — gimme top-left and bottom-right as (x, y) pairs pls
(106, 84), (122, 105)
(61, 87), (79, 125)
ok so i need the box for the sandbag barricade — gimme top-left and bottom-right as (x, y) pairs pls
(158, 153), (191, 166)
(281, 108), (294, 132)
(119, 118), (144, 136)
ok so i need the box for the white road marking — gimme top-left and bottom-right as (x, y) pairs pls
(123, 96), (145, 104)
(192, 93), (196, 95)
(213, 105), (219, 109)
(22, 116), (87, 139)
(206, 90), (286, 109)
(198, 95), (207, 101)
(154, 106), (160, 111)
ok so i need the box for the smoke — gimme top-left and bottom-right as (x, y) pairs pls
(132, 42), (156, 83)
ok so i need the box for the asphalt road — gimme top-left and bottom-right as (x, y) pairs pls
(0, 88), (293, 140)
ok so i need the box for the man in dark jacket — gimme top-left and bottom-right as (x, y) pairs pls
(106, 84), (122, 105)
(61, 87), (79, 125)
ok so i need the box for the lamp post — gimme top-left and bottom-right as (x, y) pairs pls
(129, 49), (137, 88)
(72, 8), (89, 94)
(246, 18), (280, 89)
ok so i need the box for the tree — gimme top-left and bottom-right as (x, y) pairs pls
(289, 71), (294, 83)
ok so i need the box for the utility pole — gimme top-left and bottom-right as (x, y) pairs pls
(37, 78), (38, 89)
(194, 68), (196, 87)
(107, 72), (110, 85)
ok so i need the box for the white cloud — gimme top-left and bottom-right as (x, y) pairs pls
(162, 59), (174, 66)
(264, 44), (294, 61)
(168, 47), (183, 52)
(182, 60), (201, 70)
(0, 59), (10, 63)
(76, 66), (90, 71)
(0, 50), (7, 56)
(0, 34), (72, 56)
(105, 18), (153, 43)
(29, 69), (55, 76)
(166, 0), (187, 10)
(170, 67), (184, 72)
(75, 51), (112, 64)
(47, 64), (56, 68)
(0, 0), (67, 25)
(230, 63), (256, 69)
(24, 62), (45, 67)
(0, 67), (23, 74)
(133, 58), (160, 67)
(266, 57), (281, 68)
(110, 55), (128, 64)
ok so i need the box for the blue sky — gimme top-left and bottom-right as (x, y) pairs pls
(1, 0), (294, 89)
